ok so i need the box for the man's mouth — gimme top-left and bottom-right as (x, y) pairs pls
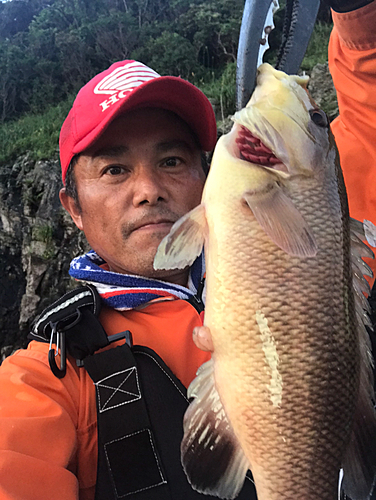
(122, 209), (181, 239)
(133, 219), (175, 232)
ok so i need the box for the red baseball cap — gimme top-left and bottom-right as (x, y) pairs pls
(59, 60), (217, 184)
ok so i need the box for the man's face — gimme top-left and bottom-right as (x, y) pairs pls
(60, 108), (206, 285)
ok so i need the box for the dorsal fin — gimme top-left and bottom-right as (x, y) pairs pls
(341, 219), (376, 500)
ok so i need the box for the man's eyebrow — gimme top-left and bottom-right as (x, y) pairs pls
(93, 145), (129, 158)
(155, 140), (196, 153)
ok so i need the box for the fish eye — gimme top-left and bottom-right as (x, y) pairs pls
(309, 109), (328, 128)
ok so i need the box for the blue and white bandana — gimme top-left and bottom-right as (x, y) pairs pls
(69, 250), (205, 311)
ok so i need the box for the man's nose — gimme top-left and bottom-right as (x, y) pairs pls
(132, 166), (168, 206)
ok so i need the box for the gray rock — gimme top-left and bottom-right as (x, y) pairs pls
(0, 153), (89, 354)
(308, 62), (339, 122)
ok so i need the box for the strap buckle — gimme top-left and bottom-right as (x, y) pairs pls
(108, 330), (133, 347)
(48, 322), (66, 379)
(75, 330), (133, 368)
(47, 309), (83, 378)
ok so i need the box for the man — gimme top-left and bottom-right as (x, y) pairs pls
(57, 60), (216, 389)
(0, 60), (257, 500)
(328, 0), (376, 281)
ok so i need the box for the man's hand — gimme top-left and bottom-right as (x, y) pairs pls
(193, 326), (214, 352)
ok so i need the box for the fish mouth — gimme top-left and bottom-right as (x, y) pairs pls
(235, 125), (288, 173)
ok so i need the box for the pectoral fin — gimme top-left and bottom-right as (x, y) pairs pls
(181, 359), (250, 499)
(153, 204), (207, 270)
(243, 184), (317, 257)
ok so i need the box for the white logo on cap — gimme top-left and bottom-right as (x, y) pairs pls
(94, 61), (160, 112)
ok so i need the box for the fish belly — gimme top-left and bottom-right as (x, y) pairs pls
(203, 189), (359, 500)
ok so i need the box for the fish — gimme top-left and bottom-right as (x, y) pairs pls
(153, 63), (376, 500)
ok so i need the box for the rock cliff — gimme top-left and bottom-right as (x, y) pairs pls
(0, 153), (89, 359)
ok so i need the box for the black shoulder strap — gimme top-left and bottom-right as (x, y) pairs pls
(84, 343), (257, 500)
(29, 284), (130, 378)
(84, 344), (171, 500)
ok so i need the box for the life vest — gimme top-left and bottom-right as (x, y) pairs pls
(29, 284), (258, 500)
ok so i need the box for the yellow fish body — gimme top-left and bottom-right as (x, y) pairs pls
(154, 63), (376, 500)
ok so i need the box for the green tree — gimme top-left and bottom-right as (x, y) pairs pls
(0, 0), (262, 122)
(90, 11), (139, 63)
(0, 38), (34, 120)
(0, 0), (35, 39)
(177, 0), (243, 69)
(0, 41), (17, 121)
(132, 31), (198, 79)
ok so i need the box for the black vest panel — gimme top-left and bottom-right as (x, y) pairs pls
(84, 343), (257, 500)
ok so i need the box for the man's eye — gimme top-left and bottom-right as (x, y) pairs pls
(163, 157), (182, 167)
(104, 165), (124, 176)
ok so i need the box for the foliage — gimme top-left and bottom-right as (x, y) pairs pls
(199, 61), (237, 119)
(0, 0), (244, 123)
(0, 97), (74, 164)
(0, 0), (334, 167)
(300, 22), (333, 72)
(33, 224), (53, 244)
(132, 31), (198, 79)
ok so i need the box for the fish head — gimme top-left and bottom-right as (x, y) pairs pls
(232, 62), (337, 182)
(204, 63), (340, 258)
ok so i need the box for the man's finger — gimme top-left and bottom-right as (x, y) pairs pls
(193, 326), (214, 352)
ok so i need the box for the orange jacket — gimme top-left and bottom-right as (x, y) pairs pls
(0, 300), (209, 500)
(329, 1), (376, 283)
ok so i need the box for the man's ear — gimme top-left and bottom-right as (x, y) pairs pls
(59, 188), (83, 230)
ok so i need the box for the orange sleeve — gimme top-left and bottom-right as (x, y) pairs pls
(328, 1), (376, 282)
(0, 342), (81, 500)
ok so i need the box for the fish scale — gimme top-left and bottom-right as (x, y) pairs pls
(154, 63), (376, 500)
